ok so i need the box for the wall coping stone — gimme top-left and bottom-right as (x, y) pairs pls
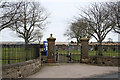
(89, 56), (120, 59)
(99, 56), (120, 59)
(2, 59), (40, 69)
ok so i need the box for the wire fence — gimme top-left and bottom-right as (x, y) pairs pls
(1, 44), (41, 65)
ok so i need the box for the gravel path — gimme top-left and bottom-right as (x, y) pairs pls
(27, 63), (118, 78)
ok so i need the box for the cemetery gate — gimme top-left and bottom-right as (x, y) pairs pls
(56, 43), (81, 63)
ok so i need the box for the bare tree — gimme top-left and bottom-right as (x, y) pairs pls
(64, 18), (92, 45)
(108, 38), (113, 42)
(0, 2), (22, 31)
(79, 3), (115, 56)
(32, 30), (43, 44)
(10, 2), (49, 45)
(107, 2), (120, 34)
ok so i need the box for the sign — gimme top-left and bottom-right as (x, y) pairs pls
(43, 41), (48, 56)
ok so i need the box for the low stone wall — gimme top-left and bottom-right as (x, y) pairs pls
(2, 58), (41, 78)
(87, 56), (120, 66)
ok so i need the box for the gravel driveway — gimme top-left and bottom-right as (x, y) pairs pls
(27, 63), (118, 78)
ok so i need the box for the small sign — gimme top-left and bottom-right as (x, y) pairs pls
(43, 41), (48, 56)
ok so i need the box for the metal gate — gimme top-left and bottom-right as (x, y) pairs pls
(56, 44), (81, 63)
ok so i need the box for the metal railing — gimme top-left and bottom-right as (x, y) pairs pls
(56, 45), (81, 63)
(88, 45), (120, 57)
(1, 44), (41, 65)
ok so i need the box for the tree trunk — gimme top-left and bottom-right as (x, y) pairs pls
(77, 38), (80, 45)
(25, 39), (29, 45)
(98, 41), (103, 56)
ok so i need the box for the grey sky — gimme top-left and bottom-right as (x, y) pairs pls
(0, 0), (119, 42)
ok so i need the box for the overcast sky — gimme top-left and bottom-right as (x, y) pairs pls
(0, 0), (119, 42)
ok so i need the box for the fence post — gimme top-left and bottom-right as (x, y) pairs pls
(47, 34), (56, 63)
(80, 37), (89, 63)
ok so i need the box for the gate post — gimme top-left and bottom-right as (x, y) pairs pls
(80, 37), (89, 63)
(47, 34), (56, 63)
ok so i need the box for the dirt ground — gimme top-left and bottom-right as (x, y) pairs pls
(27, 63), (118, 78)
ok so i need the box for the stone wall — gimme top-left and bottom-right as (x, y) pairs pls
(87, 56), (120, 66)
(2, 58), (41, 78)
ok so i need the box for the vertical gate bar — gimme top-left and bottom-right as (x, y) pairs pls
(8, 45), (10, 64)
(5, 45), (6, 64)
(10, 45), (12, 64)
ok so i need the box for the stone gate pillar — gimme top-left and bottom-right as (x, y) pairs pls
(47, 34), (56, 63)
(80, 37), (89, 63)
